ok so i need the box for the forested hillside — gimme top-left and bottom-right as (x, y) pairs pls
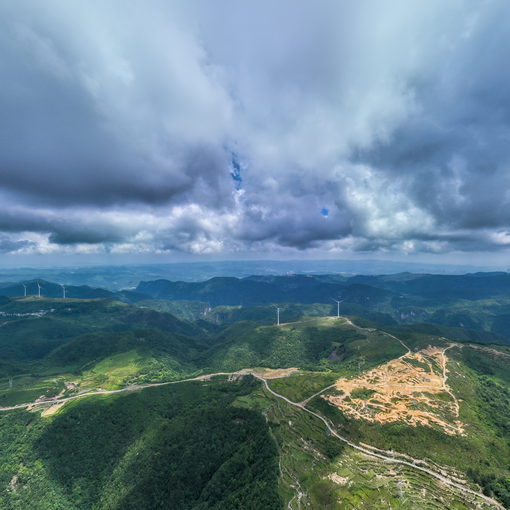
(136, 273), (510, 342)
(0, 378), (281, 510)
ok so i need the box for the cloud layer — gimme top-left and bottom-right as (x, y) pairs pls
(1, 0), (510, 258)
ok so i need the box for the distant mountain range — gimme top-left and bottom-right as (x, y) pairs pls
(3, 271), (510, 342)
(136, 271), (510, 304)
(0, 259), (500, 290)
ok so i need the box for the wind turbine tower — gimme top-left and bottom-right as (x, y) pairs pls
(21, 283), (27, 297)
(331, 298), (343, 318)
(37, 281), (41, 298)
(277, 307), (280, 326)
(61, 284), (67, 300)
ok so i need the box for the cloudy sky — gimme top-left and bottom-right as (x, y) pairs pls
(1, 0), (510, 265)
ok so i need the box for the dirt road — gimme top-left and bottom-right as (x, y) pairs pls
(0, 366), (502, 508)
(0, 372), (233, 412)
(254, 374), (503, 510)
(0, 316), (502, 509)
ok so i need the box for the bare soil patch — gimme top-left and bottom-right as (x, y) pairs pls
(41, 401), (67, 417)
(258, 368), (299, 379)
(324, 346), (464, 435)
(328, 473), (349, 485)
(9, 475), (19, 492)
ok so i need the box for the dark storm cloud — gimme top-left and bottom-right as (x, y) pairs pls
(0, 235), (35, 254)
(0, 206), (134, 245)
(1, 0), (510, 256)
(0, 1), (233, 210)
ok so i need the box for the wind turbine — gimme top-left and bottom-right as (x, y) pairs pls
(37, 281), (41, 298)
(21, 283), (27, 297)
(61, 284), (67, 300)
(331, 297), (343, 318)
(276, 307), (280, 326)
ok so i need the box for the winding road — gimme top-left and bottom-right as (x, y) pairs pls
(0, 317), (503, 509)
(0, 372), (233, 412)
(254, 374), (503, 510)
(0, 368), (503, 508)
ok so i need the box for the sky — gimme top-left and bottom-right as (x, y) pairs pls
(1, 0), (510, 266)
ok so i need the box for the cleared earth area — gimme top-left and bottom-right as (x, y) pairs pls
(325, 346), (465, 435)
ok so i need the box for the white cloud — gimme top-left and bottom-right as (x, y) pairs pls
(1, 0), (510, 259)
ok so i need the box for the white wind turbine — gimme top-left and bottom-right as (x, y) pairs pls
(276, 306), (280, 326)
(331, 297), (343, 318)
(21, 283), (27, 297)
(37, 281), (42, 298)
(61, 284), (67, 300)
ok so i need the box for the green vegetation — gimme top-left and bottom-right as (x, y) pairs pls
(239, 375), (498, 509)
(0, 298), (208, 393)
(268, 372), (338, 402)
(135, 299), (209, 321)
(202, 319), (350, 371)
(80, 350), (142, 389)
(2, 290), (510, 508)
(350, 387), (376, 400)
(468, 469), (510, 508)
(256, 387), (345, 508)
(306, 352), (510, 508)
(332, 449), (484, 509)
(458, 345), (510, 384)
(202, 317), (407, 374)
(0, 377), (281, 510)
(476, 377), (510, 438)
(0, 377), (65, 407)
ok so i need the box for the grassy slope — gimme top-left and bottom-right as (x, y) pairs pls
(223, 317), (510, 507)
(302, 344), (510, 507)
(202, 317), (406, 373)
(199, 316), (510, 507)
(0, 298), (211, 397)
(237, 377), (501, 509)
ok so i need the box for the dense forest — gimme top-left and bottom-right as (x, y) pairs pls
(0, 377), (281, 510)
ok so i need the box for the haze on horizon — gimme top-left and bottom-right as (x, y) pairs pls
(1, 0), (510, 268)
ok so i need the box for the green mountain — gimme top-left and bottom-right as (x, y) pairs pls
(136, 273), (510, 342)
(6, 271), (510, 341)
(0, 297), (209, 392)
(0, 378), (280, 510)
(1, 277), (510, 509)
